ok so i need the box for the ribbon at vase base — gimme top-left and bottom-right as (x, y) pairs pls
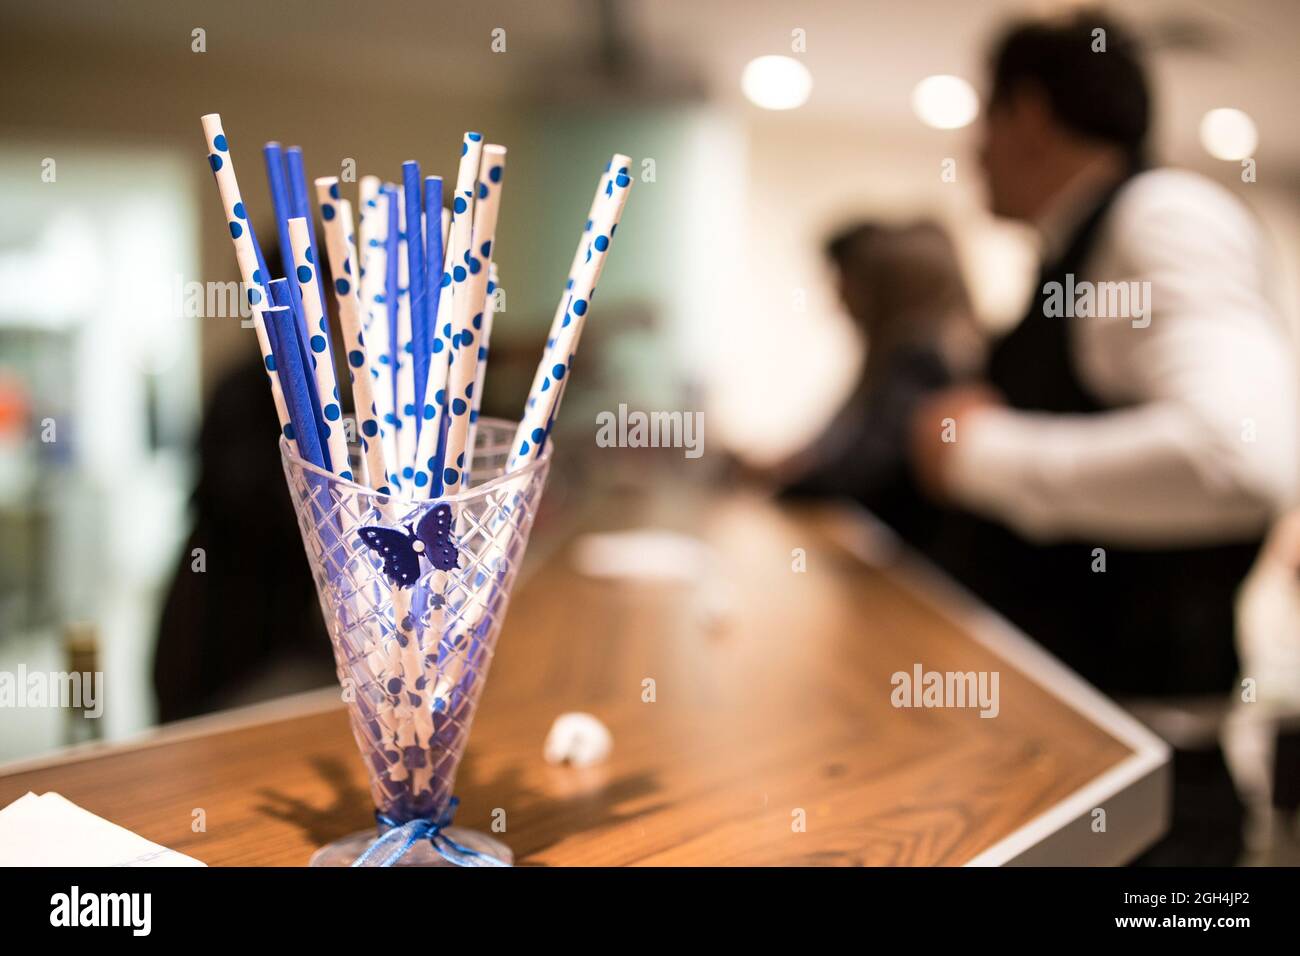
(350, 798), (511, 867)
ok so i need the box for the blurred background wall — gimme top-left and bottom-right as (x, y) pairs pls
(0, 0), (1297, 758)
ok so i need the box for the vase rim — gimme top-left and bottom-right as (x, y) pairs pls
(278, 416), (553, 505)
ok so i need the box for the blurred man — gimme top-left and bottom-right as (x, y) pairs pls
(910, 12), (1298, 863)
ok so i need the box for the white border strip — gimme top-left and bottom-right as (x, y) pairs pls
(0, 686), (344, 778)
(826, 504), (1170, 866)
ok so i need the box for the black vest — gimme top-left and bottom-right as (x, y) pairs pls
(945, 183), (1259, 697)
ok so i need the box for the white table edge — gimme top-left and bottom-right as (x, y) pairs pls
(827, 503), (1172, 867)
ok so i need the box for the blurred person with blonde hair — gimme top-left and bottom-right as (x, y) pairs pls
(771, 219), (982, 552)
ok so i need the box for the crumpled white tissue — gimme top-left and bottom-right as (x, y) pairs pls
(544, 712), (613, 767)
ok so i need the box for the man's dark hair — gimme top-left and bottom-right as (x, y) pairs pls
(825, 222), (878, 270)
(989, 10), (1150, 168)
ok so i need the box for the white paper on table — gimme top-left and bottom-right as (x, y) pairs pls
(571, 529), (714, 583)
(0, 792), (205, 867)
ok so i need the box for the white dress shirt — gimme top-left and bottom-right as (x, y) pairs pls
(948, 166), (1299, 546)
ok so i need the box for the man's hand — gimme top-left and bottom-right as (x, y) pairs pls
(909, 384), (1002, 500)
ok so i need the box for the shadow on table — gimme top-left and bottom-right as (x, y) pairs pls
(455, 753), (670, 865)
(253, 751), (669, 865)
(254, 754), (374, 848)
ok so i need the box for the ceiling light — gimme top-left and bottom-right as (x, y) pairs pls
(911, 74), (979, 130)
(1200, 108), (1258, 161)
(741, 55), (813, 111)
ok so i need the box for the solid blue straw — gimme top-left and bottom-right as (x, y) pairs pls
(264, 143), (325, 453)
(423, 176), (445, 422)
(286, 146), (330, 322)
(423, 176), (444, 308)
(402, 162), (428, 441)
(269, 278), (332, 472)
(267, 298), (342, 573)
(432, 406), (452, 498)
(262, 144), (303, 334)
(264, 304), (324, 469)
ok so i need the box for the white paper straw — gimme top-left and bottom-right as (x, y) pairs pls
(351, 188), (426, 780)
(432, 147), (509, 710)
(415, 135), (487, 724)
(445, 262), (502, 666)
(462, 160), (629, 655)
(464, 261), (499, 458)
(200, 113), (295, 451)
(314, 180), (392, 494)
(440, 145), (507, 493)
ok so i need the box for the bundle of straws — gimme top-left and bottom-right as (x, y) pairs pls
(200, 113), (631, 819)
(201, 113), (630, 494)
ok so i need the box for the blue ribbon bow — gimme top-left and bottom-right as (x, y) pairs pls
(351, 798), (510, 867)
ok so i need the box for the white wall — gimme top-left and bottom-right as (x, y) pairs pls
(708, 115), (1037, 463)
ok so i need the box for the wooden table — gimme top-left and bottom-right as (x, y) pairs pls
(0, 491), (1168, 865)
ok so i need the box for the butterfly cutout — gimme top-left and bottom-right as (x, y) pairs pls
(358, 503), (460, 588)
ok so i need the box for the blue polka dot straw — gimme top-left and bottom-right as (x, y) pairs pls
(315, 179), (392, 495)
(444, 261), (507, 693)
(439, 144), (507, 496)
(465, 261), (500, 457)
(198, 114), (294, 453)
(288, 217), (352, 481)
(509, 154), (633, 472)
(414, 132), (483, 497)
(426, 143), (505, 704)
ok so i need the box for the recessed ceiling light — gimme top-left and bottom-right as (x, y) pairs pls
(911, 75), (979, 130)
(1199, 108), (1258, 161)
(741, 55), (813, 111)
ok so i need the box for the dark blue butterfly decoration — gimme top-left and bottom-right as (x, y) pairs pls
(358, 503), (460, 588)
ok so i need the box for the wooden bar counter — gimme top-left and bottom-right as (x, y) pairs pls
(0, 491), (1168, 865)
